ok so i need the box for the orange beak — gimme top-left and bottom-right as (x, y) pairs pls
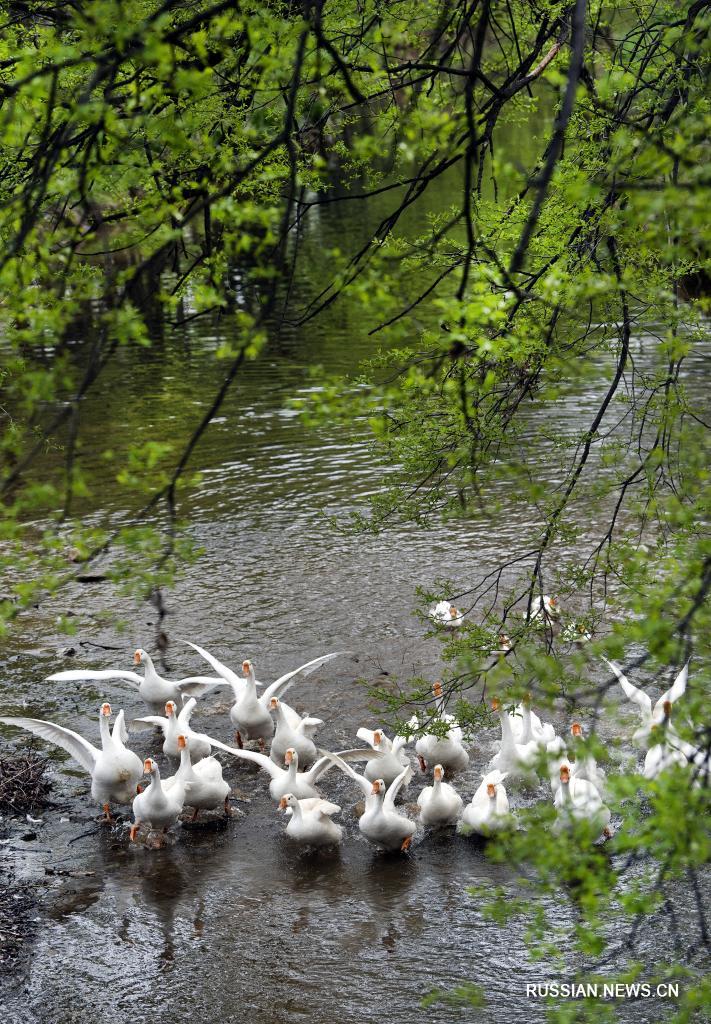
(373, 731), (382, 746)
(143, 758), (153, 773)
(133, 650), (141, 664)
(486, 783), (496, 798)
(571, 722), (582, 737)
(242, 661), (250, 675)
(560, 765), (570, 782)
(285, 750), (293, 765)
(549, 598), (557, 608)
(100, 703), (111, 717)
(434, 766), (443, 781)
(165, 702), (174, 716)
(433, 682), (443, 697)
(279, 797), (287, 810)
(270, 697), (278, 709)
(491, 697), (501, 712)
(371, 781), (381, 795)
(177, 735), (187, 750)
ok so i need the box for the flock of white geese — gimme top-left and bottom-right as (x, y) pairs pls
(0, 620), (702, 851)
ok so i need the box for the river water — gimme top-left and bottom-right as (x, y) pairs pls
(1, 169), (709, 1023)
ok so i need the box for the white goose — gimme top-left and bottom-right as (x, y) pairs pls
(429, 600), (464, 628)
(131, 699), (211, 760)
(184, 641), (347, 748)
(489, 698), (539, 781)
(459, 770), (512, 835)
(546, 733), (574, 795)
(269, 697), (323, 767)
(603, 657), (689, 743)
(510, 695), (556, 746)
(325, 753), (415, 852)
(529, 595), (560, 622)
(408, 682), (469, 773)
(130, 757), (185, 842)
(417, 764), (463, 825)
(0, 703), (143, 820)
(47, 648), (224, 710)
(554, 765), (611, 839)
(278, 793), (343, 847)
(643, 702), (688, 780)
(208, 741), (356, 802)
(164, 735), (231, 818)
(356, 728), (411, 787)
(569, 722), (606, 793)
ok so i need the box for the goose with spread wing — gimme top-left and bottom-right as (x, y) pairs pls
(356, 728), (411, 787)
(603, 657), (689, 743)
(208, 741), (362, 802)
(131, 698), (212, 760)
(47, 648), (224, 711)
(269, 697), (324, 767)
(324, 753), (415, 851)
(183, 641), (348, 748)
(0, 703), (143, 820)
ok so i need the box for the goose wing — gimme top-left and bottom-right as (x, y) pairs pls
(306, 749), (373, 783)
(112, 709), (129, 745)
(176, 676), (230, 697)
(129, 716), (168, 735)
(602, 658), (652, 721)
(296, 716), (324, 738)
(47, 668), (142, 690)
(383, 763), (413, 812)
(262, 651), (351, 704)
(179, 640), (245, 697)
(206, 738), (282, 779)
(655, 661), (689, 717)
(319, 751), (372, 797)
(0, 716), (98, 773)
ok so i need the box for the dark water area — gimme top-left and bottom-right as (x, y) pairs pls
(1, 149), (709, 1022)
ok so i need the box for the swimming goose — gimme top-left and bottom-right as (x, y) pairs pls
(0, 703), (143, 820)
(429, 601), (464, 628)
(603, 657), (689, 744)
(130, 757), (185, 842)
(408, 682), (469, 773)
(47, 649), (224, 710)
(568, 722), (606, 793)
(164, 735), (231, 818)
(278, 793), (343, 847)
(510, 695), (556, 747)
(417, 764), (463, 825)
(269, 698), (323, 767)
(643, 702), (688, 779)
(207, 741), (359, 802)
(324, 753), (415, 851)
(554, 765), (611, 839)
(131, 699), (212, 760)
(460, 771), (512, 835)
(489, 698), (539, 781)
(529, 595), (560, 622)
(356, 728), (411, 787)
(183, 642), (348, 748)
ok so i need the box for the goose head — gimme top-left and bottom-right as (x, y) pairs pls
(269, 697), (280, 712)
(134, 648), (152, 666)
(143, 757), (157, 776)
(284, 748), (298, 770)
(100, 702), (112, 718)
(559, 764), (570, 785)
(177, 735), (187, 751)
(491, 697), (501, 713)
(242, 659), (255, 681)
(486, 783), (497, 799)
(433, 681), (443, 698)
(165, 700), (177, 718)
(373, 730), (383, 747)
(370, 779), (385, 800)
(433, 764), (444, 783)
(279, 793), (298, 811)
(571, 722), (583, 738)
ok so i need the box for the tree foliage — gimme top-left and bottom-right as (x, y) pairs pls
(0, 1), (709, 1018)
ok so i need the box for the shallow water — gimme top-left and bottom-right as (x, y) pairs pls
(1, 173), (709, 1022)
